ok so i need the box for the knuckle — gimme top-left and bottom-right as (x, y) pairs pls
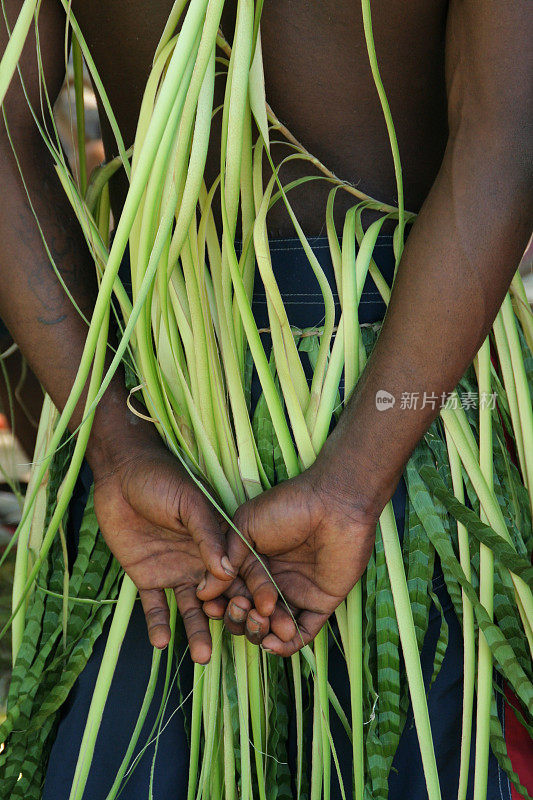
(181, 606), (200, 623)
(232, 505), (251, 537)
(145, 606), (166, 625)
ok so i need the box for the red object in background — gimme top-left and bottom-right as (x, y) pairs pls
(490, 347), (533, 798)
(0, 414), (9, 430)
(506, 686), (533, 800)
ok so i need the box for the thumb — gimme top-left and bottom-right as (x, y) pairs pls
(179, 487), (236, 582)
(124, 458), (236, 583)
(198, 526), (278, 619)
(196, 526), (253, 602)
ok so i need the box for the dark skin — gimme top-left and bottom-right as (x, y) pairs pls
(1, 1), (531, 661)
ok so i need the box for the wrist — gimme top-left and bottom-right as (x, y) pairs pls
(309, 430), (399, 522)
(85, 384), (161, 481)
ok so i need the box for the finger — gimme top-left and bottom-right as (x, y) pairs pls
(261, 611), (329, 657)
(239, 553), (277, 618)
(181, 492), (236, 583)
(270, 604), (298, 643)
(174, 585), (212, 664)
(223, 596), (252, 637)
(197, 571), (248, 602)
(139, 589), (171, 649)
(245, 609), (270, 645)
(204, 518), (278, 618)
(203, 596), (227, 619)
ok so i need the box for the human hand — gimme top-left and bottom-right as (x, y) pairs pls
(90, 424), (236, 663)
(198, 464), (378, 656)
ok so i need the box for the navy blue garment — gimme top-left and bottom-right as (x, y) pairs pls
(43, 235), (508, 800)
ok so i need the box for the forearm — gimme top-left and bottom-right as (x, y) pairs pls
(316, 130), (532, 514)
(0, 127), (154, 471)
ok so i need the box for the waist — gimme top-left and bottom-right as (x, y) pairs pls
(250, 233), (395, 331)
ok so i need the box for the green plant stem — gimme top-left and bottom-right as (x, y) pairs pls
(360, 0), (404, 262)
(247, 641), (267, 800)
(11, 394), (56, 662)
(72, 35), (87, 194)
(441, 408), (533, 651)
(68, 576), (138, 800)
(473, 340), (494, 800)
(234, 636), (252, 800)
(221, 649), (237, 800)
(314, 626), (331, 800)
(187, 662), (206, 800)
(104, 648), (163, 800)
(380, 502), (442, 800)
(501, 294), (533, 513)
(347, 583), (364, 800)
(510, 272), (533, 353)
(492, 312), (527, 491)
(0, 0), (38, 105)
(292, 654), (304, 800)
(446, 435), (475, 800)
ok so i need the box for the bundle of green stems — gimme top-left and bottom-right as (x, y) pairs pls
(1, 1), (532, 799)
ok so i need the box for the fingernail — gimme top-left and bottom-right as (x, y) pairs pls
(228, 603), (247, 623)
(247, 616), (260, 631)
(197, 577), (207, 593)
(221, 556), (236, 577)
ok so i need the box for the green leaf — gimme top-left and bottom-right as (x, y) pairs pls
(406, 448), (533, 713)
(419, 464), (533, 587)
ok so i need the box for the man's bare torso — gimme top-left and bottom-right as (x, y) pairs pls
(71, 0), (450, 234)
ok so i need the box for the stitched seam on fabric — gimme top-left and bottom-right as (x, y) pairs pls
(253, 292), (382, 297)
(267, 243), (395, 252)
(266, 234), (394, 244)
(253, 300), (384, 305)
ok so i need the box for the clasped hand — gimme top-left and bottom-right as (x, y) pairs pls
(91, 428), (377, 663)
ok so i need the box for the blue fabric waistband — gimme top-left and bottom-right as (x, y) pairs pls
(117, 232), (396, 329)
(249, 234), (394, 331)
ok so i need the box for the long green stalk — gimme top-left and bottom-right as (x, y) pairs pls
(473, 340), (494, 800)
(11, 394), (56, 662)
(347, 584), (364, 800)
(500, 294), (533, 512)
(68, 576), (138, 800)
(104, 647), (163, 800)
(360, 0), (404, 259)
(72, 35), (87, 194)
(0, 0), (38, 105)
(510, 272), (533, 353)
(441, 408), (533, 649)
(379, 503), (442, 800)
(445, 436), (475, 800)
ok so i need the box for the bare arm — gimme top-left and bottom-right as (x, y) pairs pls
(315, 0), (533, 513)
(0, 0), (128, 465)
(199, 0), (533, 654)
(0, 1), (249, 661)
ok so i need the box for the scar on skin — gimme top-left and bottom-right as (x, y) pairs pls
(37, 314), (67, 325)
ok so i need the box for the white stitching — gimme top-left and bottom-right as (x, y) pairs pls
(253, 291), (382, 297)
(254, 300), (384, 306)
(265, 234), (394, 244)
(267, 243), (395, 252)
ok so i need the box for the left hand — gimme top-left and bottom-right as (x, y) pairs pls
(198, 465), (378, 656)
